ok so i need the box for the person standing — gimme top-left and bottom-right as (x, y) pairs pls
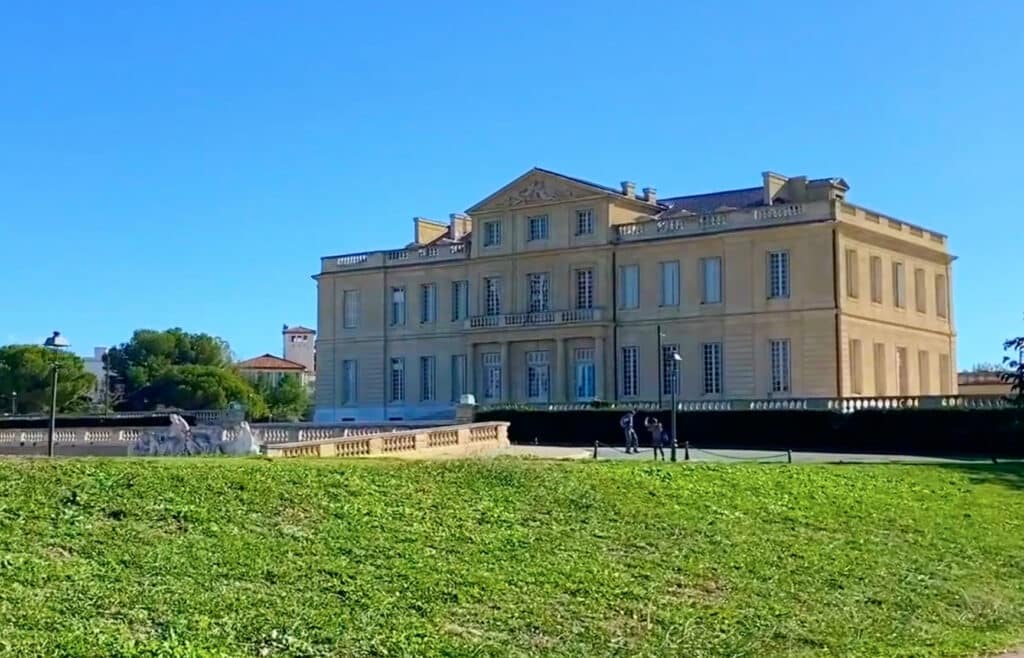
(645, 416), (665, 461)
(620, 409), (639, 454)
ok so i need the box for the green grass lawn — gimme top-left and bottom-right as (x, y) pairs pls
(1, 458), (1023, 657)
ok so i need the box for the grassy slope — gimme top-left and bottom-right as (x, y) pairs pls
(0, 459), (1023, 658)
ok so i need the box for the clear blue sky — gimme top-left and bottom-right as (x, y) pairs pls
(2, 1), (1021, 368)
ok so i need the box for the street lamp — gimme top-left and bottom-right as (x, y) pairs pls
(10, 391), (16, 415)
(670, 350), (682, 462)
(43, 331), (70, 458)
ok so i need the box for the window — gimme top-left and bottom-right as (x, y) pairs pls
(661, 344), (680, 396)
(621, 346), (639, 397)
(873, 343), (886, 396)
(702, 343), (722, 395)
(870, 256), (883, 303)
(918, 351), (931, 395)
(484, 277), (502, 316)
(574, 348), (596, 401)
(914, 268), (926, 313)
(343, 290), (359, 328)
(845, 249), (859, 298)
(701, 257), (722, 304)
(770, 339), (791, 393)
(939, 353), (951, 394)
(528, 273), (550, 312)
(768, 251), (790, 299)
(390, 357), (405, 402)
(527, 215), (549, 242)
(419, 356), (436, 401)
(390, 287), (406, 326)
(620, 265), (639, 309)
(575, 209), (594, 236)
(892, 262), (906, 308)
(575, 268), (594, 310)
(420, 284), (437, 324)
(526, 351), (550, 401)
(849, 339), (863, 394)
(483, 220), (502, 247)
(451, 354), (467, 402)
(483, 352), (502, 400)
(341, 360), (357, 405)
(896, 347), (909, 395)
(451, 281), (469, 321)
(935, 274), (948, 318)
(660, 261), (679, 306)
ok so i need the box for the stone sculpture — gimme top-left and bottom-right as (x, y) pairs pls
(132, 413), (261, 457)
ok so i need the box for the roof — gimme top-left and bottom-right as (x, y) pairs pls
(958, 371), (1010, 386)
(237, 354), (308, 371)
(659, 186), (764, 214)
(282, 325), (316, 335)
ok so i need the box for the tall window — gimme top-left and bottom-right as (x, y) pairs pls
(574, 348), (596, 401)
(575, 268), (594, 310)
(892, 262), (906, 308)
(896, 346), (908, 395)
(873, 343), (886, 395)
(768, 251), (790, 299)
(528, 273), (550, 312)
(483, 352), (502, 400)
(575, 209), (594, 236)
(914, 268), (926, 313)
(527, 215), (549, 242)
(390, 287), (406, 326)
(343, 290), (360, 328)
(849, 339), (863, 395)
(939, 353), (951, 394)
(660, 261), (679, 306)
(451, 354), (467, 402)
(621, 346), (639, 397)
(484, 277), (502, 316)
(845, 249), (859, 298)
(483, 220), (502, 247)
(420, 283), (437, 324)
(390, 357), (405, 402)
(935, 274), (948, 318)
(701, 257), (722, 304)
(341, 360), (357, 405)
(420, 356), (436, 402)
(661, 344), (680, 396)
(918, 350), (931, 395)
(702, 343), (722, 395)
(526, 351), (550, 401)
(770, 339), (791, 393)
(451, 281), (469, 321)
(870, 256), (883, 303)
(620, 265), (639, 309)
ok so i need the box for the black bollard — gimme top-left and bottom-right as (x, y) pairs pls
(593, 441), (599, 459)
(684, 441), (690, 461)
(787, 449), (793, 464)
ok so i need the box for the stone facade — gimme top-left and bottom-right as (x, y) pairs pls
(314, 168), (956, 422)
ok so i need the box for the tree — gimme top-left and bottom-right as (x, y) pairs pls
(143, 365), (268, 419)
(105, 328), (233, 410)
(1002, 334), (1024, 406)
(0, 345), (96, 414)
(254, 374), (313, 422)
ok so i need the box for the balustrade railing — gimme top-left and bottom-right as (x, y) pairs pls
(466, 307), (602, 330)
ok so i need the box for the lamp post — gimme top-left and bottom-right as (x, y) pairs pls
(10, 391), (15, 415)
(670, 350), (682, 462)
(43, 331), (70, 458)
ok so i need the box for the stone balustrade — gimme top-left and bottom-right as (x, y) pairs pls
(465, 307), (604, 330)
(615, 201), (831, 243)
(476, 395), (1012, 413)
(264, 422), (510, 458)
(322, 242), (468, 273)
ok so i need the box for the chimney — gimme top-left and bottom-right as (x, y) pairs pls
(412, 217), (448, 245)
(449, 213), (471, 240)
(282, 324), (289, 333)
(621, 181), (636, 198)
(642, 187), (657, 204)
(762, 171), (788, 205)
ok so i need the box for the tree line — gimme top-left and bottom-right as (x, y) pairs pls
(0, 328), (312, 420)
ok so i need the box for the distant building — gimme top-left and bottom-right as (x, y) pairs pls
(237, 354), (314, 388)
(958, 371), (1013, 396)
(283, 325), (316, 373)
(81, 347), (109, 403)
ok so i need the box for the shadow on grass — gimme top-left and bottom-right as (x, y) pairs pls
(935, 462), (1024, 492)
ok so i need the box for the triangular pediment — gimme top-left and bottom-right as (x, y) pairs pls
(466, 168), (615, 214)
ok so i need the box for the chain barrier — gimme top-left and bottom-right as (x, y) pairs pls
(692, 447), (791, 462)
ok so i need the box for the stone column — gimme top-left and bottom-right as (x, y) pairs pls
(500, 341), (510, 403)
(554, 338), (566, 402)
(595, 336), (606, 401)
(466, 344), (475, 397)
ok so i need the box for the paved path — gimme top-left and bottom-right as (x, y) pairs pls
(491, 444), (1008, 464)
